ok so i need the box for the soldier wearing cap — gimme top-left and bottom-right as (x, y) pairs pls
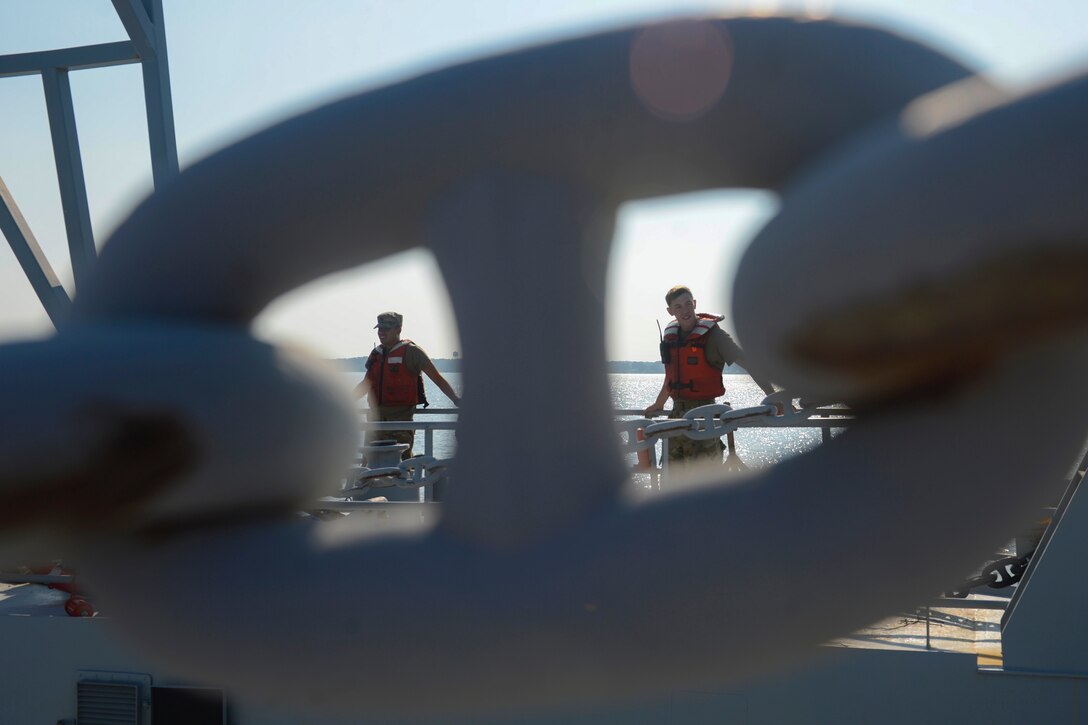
(643, 286), (776, 466)
(354, 311), (461, 459)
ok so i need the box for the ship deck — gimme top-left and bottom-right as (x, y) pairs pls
(829, 596), (1009, 667)
(1, 579), (1011, 668)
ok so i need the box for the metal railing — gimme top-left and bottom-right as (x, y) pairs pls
(358, 405), (852, 462)
(358, 414), (458, 461)
(345, 403), (853, 502)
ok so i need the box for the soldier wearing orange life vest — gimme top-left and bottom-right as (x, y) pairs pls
(365, 338), (425, 408)
(644, 286), (776, 465)
(661, 313), (728, 401)
(353, 311), (461, 460)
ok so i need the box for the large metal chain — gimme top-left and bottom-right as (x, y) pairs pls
(2, 13), (1085, 719)
(345, 455), (451, 492)
(616, 393), (823, 454)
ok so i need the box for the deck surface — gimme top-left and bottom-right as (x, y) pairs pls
(2, 579), (1011, 669)
(828, 596), (1007, 667)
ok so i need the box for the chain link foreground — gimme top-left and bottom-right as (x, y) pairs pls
(2, 13), (1087, 719)
(346, 455), (452, 493)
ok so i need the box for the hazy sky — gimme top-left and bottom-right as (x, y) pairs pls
(2, 0), (1087, 360)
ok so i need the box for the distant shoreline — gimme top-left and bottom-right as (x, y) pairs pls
(333, 358), (752, 375)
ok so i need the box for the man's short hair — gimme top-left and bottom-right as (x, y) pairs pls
(665, 285), (693, 306)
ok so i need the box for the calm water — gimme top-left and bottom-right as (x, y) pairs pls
(344, 372), (834, 470)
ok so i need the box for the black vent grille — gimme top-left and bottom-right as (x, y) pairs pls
(77, 681), (139, 725)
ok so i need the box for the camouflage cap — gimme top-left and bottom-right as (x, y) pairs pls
(374, 311), (403, 329)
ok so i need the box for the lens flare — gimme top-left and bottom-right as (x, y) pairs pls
(629, 20), (733, 122)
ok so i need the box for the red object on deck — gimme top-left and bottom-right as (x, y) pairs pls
(64, 596), (94, 617)
(31, 562), (96, 617)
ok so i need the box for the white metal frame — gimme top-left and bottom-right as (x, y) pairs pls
(0, 0), (178, 322)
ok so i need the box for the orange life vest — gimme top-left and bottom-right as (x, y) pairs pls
(661, 314), (726, 400)
(364, 340), (425, 407)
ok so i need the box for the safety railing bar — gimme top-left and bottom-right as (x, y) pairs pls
(313, 499), (439, 508)
(622, 418), (854, 426)
(361, 421), (457, 432)
(612, 407), (851, 417)
(357, 406), (459, 416)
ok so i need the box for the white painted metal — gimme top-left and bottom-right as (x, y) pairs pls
(0, 324), (358, 556)
(0, 42), (139, 78)
(0, 177), (71, 325)
(41, 67), (97, 291)
(1, 11), (1087, 723)
(734, 75), (1088, 404)
(111, 0), (159, 61)
(125, 0), (180, 188)
(0, 0), (179, 319)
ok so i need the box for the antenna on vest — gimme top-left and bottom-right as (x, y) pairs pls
(657, 319), (671, 364)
